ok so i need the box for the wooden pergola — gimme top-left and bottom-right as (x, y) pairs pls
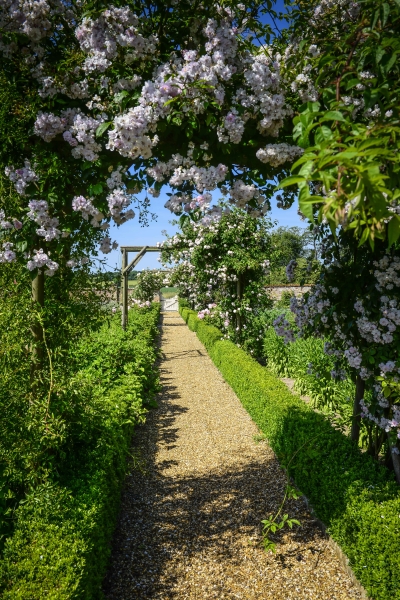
(120, 245), (160, 329)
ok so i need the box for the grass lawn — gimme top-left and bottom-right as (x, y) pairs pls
(161, 287), (179, 299)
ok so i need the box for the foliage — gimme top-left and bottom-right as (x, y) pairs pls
(269, 226), (320, 285)
(2, 0), (398, 273)
(181, 306), (223, 351)
(0, 75), (105, 275)
(1, 0), (400, 591)
(261, 484), (301, 553)
(273, 231), (400, 475)
(0, 261), (118, 546)
(162, 210), (273, 357)
(131, 269), (167, 303)
(264, 322), (355, 418)
(180, 306), (400, 600)
(0, 0), (299, 277)
(281, 0), (400, 247)
(0, 304), (160, 598)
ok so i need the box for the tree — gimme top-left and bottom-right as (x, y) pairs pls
(269, 226), (320, 284)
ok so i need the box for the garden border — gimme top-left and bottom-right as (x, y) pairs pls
(0, 305), (161, 600)
(179, 304), (400, 600)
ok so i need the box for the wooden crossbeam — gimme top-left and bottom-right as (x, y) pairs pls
(123, 246), (148, 275)
(120, 246), (160, 252)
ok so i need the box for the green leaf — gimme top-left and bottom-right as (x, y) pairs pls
(299, 161), (314, 180)
(293, 121), (303, 141)
(345, 78), (361, 90)
(371, 8), (380, 29)
(277, 175), (307, 189)
(15, 241), (28, 253)
(114, 90), (129, 103)
(91, 183), (103, 195)
(382, 52), (398, 74)
(320, 111), (346, 122)
(298, 188), (315, 222)
(307, 101), (321, 113)
(381, 3), (390, 26)
(318, 54), (335, 68)
(96, 122), (111, 138)
(358, 226), (370, 247)
(375, 46), (385, 64)
(388, 216), (400, 247)
(315, 125), (333, 143)
(298, 39), (307, 52)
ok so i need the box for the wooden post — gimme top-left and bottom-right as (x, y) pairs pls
(351, 376), (365, 444)
(389, 438), (400, 484)
(236, 273), (242, 336)
(122, 249), (128, 330)
(31, 269), (45, 384)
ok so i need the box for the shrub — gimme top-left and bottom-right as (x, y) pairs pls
(263, 325), (354, 414)
(0, 304), (160, 599)
(179, 307), (400, 600)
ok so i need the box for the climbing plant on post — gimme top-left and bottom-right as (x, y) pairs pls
(275, 227), (400, 480)
(161, 209), (273, 357)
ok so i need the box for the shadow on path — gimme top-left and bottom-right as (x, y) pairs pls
(103, 314), (357, 600)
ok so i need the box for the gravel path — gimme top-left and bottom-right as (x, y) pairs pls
(103, 312), (362, 600)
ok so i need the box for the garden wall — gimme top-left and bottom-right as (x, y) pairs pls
(265, 285), (311, 300)
(180, 305), (400, 600)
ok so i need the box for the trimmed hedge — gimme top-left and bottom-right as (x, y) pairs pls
(180, 307), (400, 600)
(180, 306), (222, 351)
(0, 305), (160, 599)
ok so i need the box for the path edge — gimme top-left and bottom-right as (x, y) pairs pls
(178, 309), (373, 600)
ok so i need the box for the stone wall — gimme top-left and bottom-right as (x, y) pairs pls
(266, 285), (311, 300)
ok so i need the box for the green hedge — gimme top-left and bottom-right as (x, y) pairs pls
(179, 307), (400, 600)
(180, 307), (222, 351)
(0, 305), (160, 599)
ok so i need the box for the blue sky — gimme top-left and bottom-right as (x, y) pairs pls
(101, 1), (297, 273)
(102, 191), (304, 272)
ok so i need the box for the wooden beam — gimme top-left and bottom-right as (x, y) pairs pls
(123, 246), (149, 275)
(120, 246), (160, 252)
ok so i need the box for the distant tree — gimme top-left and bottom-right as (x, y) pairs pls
(269, 227), (320, 285)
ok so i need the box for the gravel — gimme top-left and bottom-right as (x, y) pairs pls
(103, 312), (363, 599)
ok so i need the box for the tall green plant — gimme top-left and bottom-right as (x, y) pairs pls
(280, 0), (400, 247)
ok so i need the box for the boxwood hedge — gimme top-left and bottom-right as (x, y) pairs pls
(0, 304), (160, 599)
(180, 306), (400, 600)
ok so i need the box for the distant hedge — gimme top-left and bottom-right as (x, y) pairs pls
(180, 306), (400, 600)
(0, 305), (160, 599)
